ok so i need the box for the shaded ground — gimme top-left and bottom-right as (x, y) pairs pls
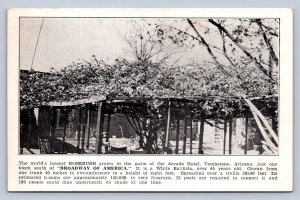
(22, 137), (262, 155)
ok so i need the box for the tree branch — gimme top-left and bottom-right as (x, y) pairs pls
(187, 19), (233, 79)
(208, 19), (277, 83)
(255, 19), (279, 66)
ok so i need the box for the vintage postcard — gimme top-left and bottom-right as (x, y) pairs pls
(7, 8), (293, 191)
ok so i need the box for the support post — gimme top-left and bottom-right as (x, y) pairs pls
(272, 113), (278, 135)
(77, 108), (82, 153)
(105, 114), (111, 152)
(229, 117), (233, 155)
(27, 109), (32, 149)
(86, 108), (91, 149)
(252, 111), (277, 151)
(183, 118), (187, 154)
(244, 98), (278, 145)
(145, 118), (151, 153)
(175, 119), (180, 154)
(95, 101), (105, 154)
(198, 118), (205, 154)
(62, 109), (68, 153)
(244, 117), (248, 155)
(81, 107), (86, 154)
(190, 119), (193, 154)
(223, 119), (227, 155)
(164, 100), (171, 150)
(50, 108), (57, 139)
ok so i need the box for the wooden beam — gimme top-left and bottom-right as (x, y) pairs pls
(251, 111), (277, 152)
(95, 101), (105, 154)
(190, 119), (193, 154)
(223, 119), (227, 155)
(244, 117), (248, 155)
(86, 109), (91, 149)
(198, 118), (205, 154)
(244, 98), (278, 145)
(228, 117), (233, 155)
(175, 119), (180, 154)
(164, 100), (172, 149)
(272, 114), (278, 135)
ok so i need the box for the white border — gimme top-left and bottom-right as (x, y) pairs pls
(7, 8), (293, 191)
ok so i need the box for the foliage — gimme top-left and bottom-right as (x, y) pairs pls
(21, 18), (279, 108)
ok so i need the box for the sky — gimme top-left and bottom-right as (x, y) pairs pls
(20, 18), (132, 71)
(20, 18), (279, 73)
(20, 18), (218, 72)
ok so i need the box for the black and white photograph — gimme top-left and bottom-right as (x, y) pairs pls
(7, 8), (293, 192)
(19, 16), (280, 156)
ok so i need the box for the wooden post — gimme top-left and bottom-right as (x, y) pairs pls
(244, 117), (248, 155)
(81, 107), (87, 154)
(183, 118), (187, 154)
(165, 100), (171, 149)
(252, 111), (277, 150)
(85, 108), (91, 149)
(198, 118), (205, 154)
(50, 108), (57, 139)
(77, 108), (82, 152)
(190, 119), (193, 154)
(145, 118), (151, 153)
(272, 113), (278, 135)
(229, 117), (233, 155)
(244, 98), (278, 145)
(105, 114), (111, 152)
(96, 101), (105, 154)
(175, 119), (180, 154)
(223, 119), (227, 155)
(27, 109), (32, 149)
(62, 109), (68, 153)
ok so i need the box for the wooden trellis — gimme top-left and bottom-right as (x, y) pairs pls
(31, 94), (278, 155)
